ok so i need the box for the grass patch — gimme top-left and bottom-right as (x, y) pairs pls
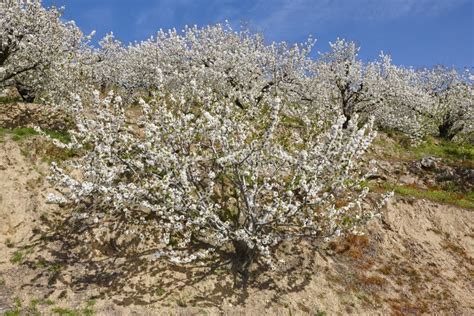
(51, 307), (79, 316)
(0, 127), (70, 143)
(10, 250), (24, 264)
(155, 287), (166, 296)
(0, 95), (21, 104)
(410, 138), (474, 162)
(377, 183), (474, 210)
(82, 300), (96, 316)
(4, 297), (22, 316)
(375, 132), (474, 166)
(51, 300), (95, 316)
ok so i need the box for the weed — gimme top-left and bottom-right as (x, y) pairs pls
(176, 294), (188, 307)
(5, 238), (14, 248)
(48, 263), (62, 273)
(155, 287), (166, 296)
(10, 251), (24, 264)
(329, 235), (370, 260)
(441, 241), (468, 258)
(51, 307), (79, 316)
(11, 127), (39, 141)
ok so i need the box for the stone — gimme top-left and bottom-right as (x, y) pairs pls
(399, 175), (416, 185)
(420, 157), (437, 170)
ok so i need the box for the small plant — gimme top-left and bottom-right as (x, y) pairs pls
(176, 294), (188, 307)
(10, 251), (24, 264)
(5, 238), (14, 248)
(48, 263), (62, 273)
(155, 287), (166, 296)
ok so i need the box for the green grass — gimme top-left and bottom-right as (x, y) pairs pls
(3, 297), (94, 316)
(0, 127), (77, 162)
(155, 287), (166, 296)
(10, 251), (24, 264)
(52, 307), (79, 316)
(0, 127), (70, 143)
(82, 300), (96, 316)
(4, 297), (22, 316)
(0, 95), (21, 104)
(51, 300), (95, 316)
(378, 183), (474, 210)
(375, 131), (474, 164)
(410, 138), (474, 161)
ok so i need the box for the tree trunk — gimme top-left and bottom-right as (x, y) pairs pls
(15, 82), (36, 103)
(231, 240), (256, 282)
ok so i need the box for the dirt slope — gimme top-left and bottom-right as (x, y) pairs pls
(0, 137), (473, 315)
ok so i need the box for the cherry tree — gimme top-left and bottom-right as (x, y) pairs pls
(417, 66), (473, 141)
(0, 0), (87, 102)
(46, 90), (391, 277)
(91, 24), (318, 110)
(368, 54), (433, 139)
(315, 39), (381, 128)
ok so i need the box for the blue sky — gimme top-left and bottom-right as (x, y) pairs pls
(43, 0), (474, 68)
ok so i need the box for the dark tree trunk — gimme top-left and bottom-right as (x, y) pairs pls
(342, 114), (351, 129)
(15, 82), (36, 103)
(438, 122), (453, 140)
(342, 100), (352, 129)
(231, 240), (256, 283)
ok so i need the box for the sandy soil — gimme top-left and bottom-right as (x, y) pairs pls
(0, 136), (473, 315)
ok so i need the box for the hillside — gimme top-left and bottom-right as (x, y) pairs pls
(0, 118), (472, 315)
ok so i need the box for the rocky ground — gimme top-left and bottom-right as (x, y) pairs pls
(0, 105), (473, 315)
